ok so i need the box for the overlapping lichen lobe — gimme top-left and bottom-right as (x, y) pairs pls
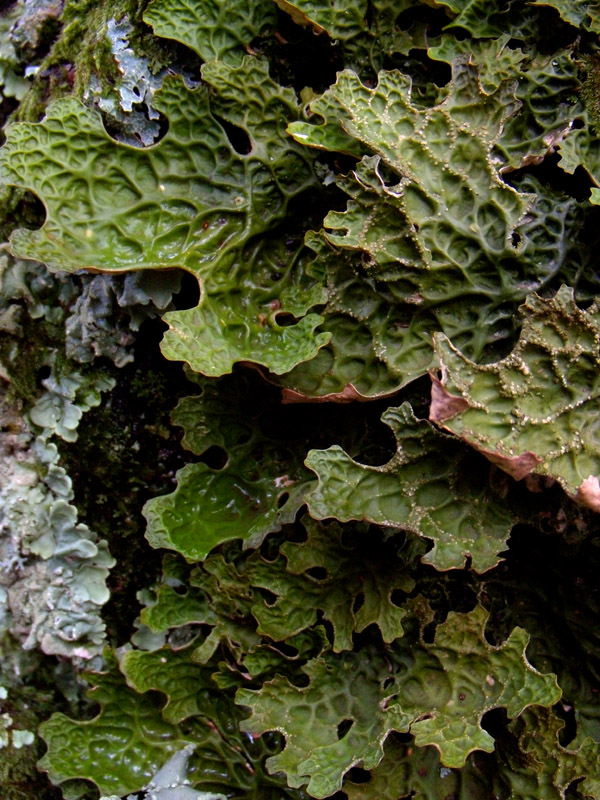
(281, 382), (371, 403)
(469, 444), (541, 482)
(429, 373), (541, 481)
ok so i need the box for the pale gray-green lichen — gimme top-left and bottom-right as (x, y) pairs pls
(28, 364), (115, 442)
(83, 16), (167, 147)
(64, 270), (183, 367)
(0, 395), (114, 660)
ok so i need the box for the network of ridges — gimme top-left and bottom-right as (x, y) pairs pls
(38, 652), (191, 797)
(0, 57), (314, 274)
(305, 402), (516, 572)
(274, 0), (422, 75)
(532, 0), (600, 32)
(280, 168), (584, 400)
(431, 0), (558, 38)
(237, 605), (560, 798)
(512, 173), (594, 298)
(144, 0), (276, 63)
(343, 734), (497, 799)
(0, 54), (333, 377)
(430, 286), (600, 511)
(38, 647), (309, 799)
(278, 230), (409, 400)
(499, 706), (600, 799)
(143, 371), (313, 561)
(161, 234), (329, 376)
(559, 105), (600, 189)
(278, 60), (561, 397)
(428, 39), (580, 171)
(301, 63), (525, 272)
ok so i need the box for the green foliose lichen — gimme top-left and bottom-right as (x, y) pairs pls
(1, 1), (600, 800)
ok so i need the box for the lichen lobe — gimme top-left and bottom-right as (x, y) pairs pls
(430, 375), (541, 481)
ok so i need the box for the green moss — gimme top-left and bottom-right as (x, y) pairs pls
(0, 659), (81, 800)
(15, 0), (174, 122)
(58, 332), (195, 646)
(580, 52), (600, 133)
(0, 320), (54, 404)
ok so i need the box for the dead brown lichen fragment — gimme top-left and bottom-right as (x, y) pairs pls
(473, 444), (541, 482)
(573, 475), (600, 512)
(429, 374), (470, 422)
(281, 383), (376, 404)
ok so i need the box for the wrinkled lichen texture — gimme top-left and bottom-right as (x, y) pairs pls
(306, 403), (516, 572)
(3, 0), (600, 799)
(430, 287), (600, 509)
(238, 604), (560, 797)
